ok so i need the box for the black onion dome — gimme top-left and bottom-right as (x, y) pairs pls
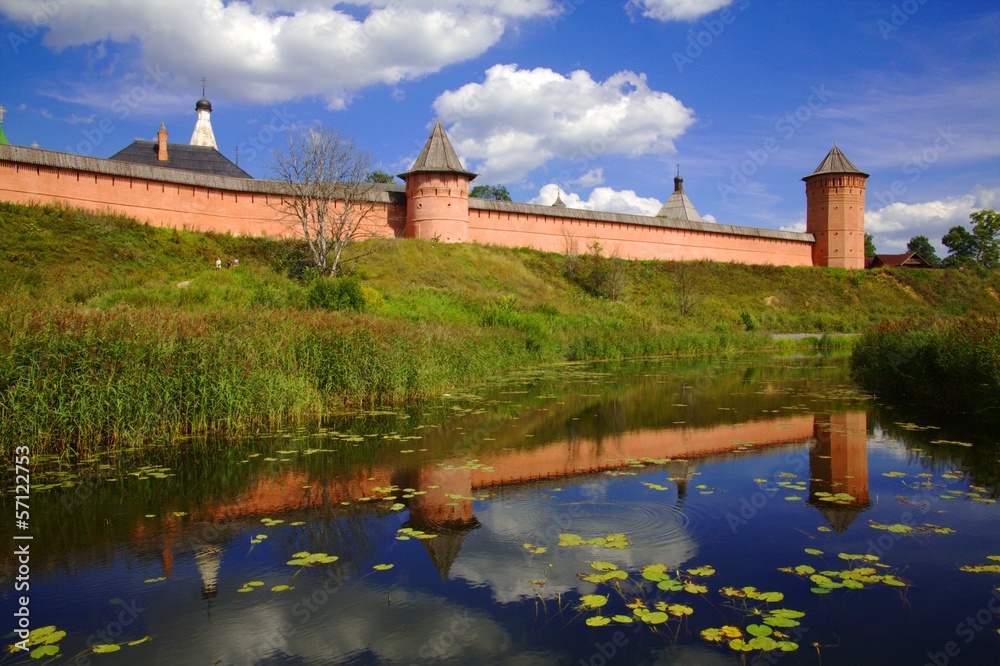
(195, 97), (212, 112)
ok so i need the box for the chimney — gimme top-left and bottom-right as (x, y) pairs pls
(157, 122), (168, 161)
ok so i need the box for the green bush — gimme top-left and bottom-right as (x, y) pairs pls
(306, 277), (366, 312)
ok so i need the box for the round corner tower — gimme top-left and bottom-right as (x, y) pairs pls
(802, 145), (869, 269)
(398, 121), (477, 243)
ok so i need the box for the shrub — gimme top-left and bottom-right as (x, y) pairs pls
(306, 277), (366, 312)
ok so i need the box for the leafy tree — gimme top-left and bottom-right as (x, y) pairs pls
(270, 127), (379, 276)
(470, 184), (512, 201)
(970, 209), (1000, 269)
(942, 209), (999, 269)
(367, 170), (397, 184)
(864, 233), (876, 258)
(906, 235), (940, 266)
(942, 226), (978, 268)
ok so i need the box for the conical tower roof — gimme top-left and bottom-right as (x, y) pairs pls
(551, 192), (567, 208)
(656, 169), (704, 222)
(399, 121), (477, 179)
(804, 144), (869, 180)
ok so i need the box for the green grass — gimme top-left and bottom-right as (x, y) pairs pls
(2, 201), (999, 452)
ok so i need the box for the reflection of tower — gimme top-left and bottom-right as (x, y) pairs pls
(195, 545), (222, 601)
(665, 460), (696, 503)
(809, 411), (870, 533)
(406, 464), (480, 580)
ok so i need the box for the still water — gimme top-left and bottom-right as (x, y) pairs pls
(2, 355), (999, 665)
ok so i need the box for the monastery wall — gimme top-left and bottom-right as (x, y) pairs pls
(468, 200), (815, 266)
(0, 146), (406, 239)
(0, 144), (819, 267)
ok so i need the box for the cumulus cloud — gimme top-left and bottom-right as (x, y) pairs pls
(574, 168), (604, 188)
(434, 64), (695, 182)
(866, 187), (999, 253)
(625, 0), (734, 22)
(530, 183), (664, 216)
(0, 0), (560, 108)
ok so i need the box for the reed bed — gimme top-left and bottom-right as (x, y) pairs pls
(850, 314), (1000, 421)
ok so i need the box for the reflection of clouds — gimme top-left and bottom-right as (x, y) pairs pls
(449, 491), (698, 603)
(138, 580), (511, 665)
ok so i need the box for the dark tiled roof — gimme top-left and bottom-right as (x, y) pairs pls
(109, 141), (252, 179)
(399, 121), (476, 179)
(804, 144), (869, 179)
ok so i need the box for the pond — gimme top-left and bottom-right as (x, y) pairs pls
(2, 355), (999, 665)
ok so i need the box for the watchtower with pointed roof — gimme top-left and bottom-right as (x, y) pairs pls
(803, 144), (868, 269)
(399, 121), (477, 242)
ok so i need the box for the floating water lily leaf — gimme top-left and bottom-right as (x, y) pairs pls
(746, 624), (772, 638)
(688, 565), (715, 577)
(92, 644), (121, 653)
(612, 615), (633, 624)
(373, 564), (394, 571)
(729, 639), (754, 652)
(590, 561), (618, 572)
(667, 604), (693, 617)
(144, 577), (166, 583)
(959, 564), (1000, 573)
(578, 595), (608, 610)
(640, 611), (669, 625)
(764, 615), (799, 628)
(30, 645), (59, 659)
(868, 521), (913, 534)
(683, 582), (708, 594)
(287, 552), (339, 566)
(701, 628), (724, 642)
(817, 526), (832, 533)
(126, 636), (151, 646)
(586, 616), (611, 627)
(641, 564), (668, 581)
(804, 548), (823, 556)
(657, 578), (683, 592)
(271, 585), (294, 592)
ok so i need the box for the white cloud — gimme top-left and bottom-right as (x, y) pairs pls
(866, 187), (1000, 253)
(434, 64), (695, 182)
(574, 167), (604, 188)
(702, 213), (717, 224)
(530, 183), (664, 216)
(625, 0), (734, 22)
(0, 0), (560, 108)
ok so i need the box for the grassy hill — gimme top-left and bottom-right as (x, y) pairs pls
(2, 201), (999, 450)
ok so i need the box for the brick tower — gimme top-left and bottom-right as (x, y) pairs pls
(803, 145), (868, 269)
(399, 121), (477, 242)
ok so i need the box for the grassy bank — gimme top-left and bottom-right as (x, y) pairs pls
(2, 201), (999, 451)
(850, 314), (1000, 421)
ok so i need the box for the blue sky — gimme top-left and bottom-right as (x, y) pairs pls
(1, 0), (997, 255)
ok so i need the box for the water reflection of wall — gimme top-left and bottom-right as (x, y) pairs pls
(809, 411), (870, 532)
